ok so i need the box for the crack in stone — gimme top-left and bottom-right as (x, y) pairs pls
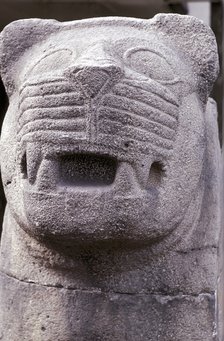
(0, 270), (215, 298)
(176, 245), (218, 254)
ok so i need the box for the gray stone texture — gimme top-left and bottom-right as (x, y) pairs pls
(0, 14), (221, 340)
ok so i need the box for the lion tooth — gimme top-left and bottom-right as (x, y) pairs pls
(134, 158), (152, 189)
(114, 162), (139, 197)
(26, 143), (42, 185)
(36, 158), (59, 191)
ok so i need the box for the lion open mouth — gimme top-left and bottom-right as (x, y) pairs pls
(58, 153), (117, 187)
(20, 142), (165, 194)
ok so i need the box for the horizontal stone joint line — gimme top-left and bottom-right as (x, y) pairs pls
(0, 270), (215, 298)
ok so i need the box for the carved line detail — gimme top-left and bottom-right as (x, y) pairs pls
(114, 82), (180, 107)
(99, 106), (177, 130)
(102, 94), (179, 120)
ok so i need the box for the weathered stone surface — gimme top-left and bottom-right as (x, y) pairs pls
(0, 14), (221, 340)
(0, 272), (216, 341)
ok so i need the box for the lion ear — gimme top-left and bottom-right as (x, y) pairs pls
(151, 13), (219, 101)
(0, 19), (59, 96)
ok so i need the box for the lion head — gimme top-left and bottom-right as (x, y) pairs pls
(0, 14), (219, 247)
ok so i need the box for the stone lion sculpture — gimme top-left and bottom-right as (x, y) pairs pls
(0, 14), (221, 341)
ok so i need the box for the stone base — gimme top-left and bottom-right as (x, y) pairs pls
(0, 272), (216, 341)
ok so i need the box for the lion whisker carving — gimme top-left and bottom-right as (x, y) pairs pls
(113, 81), (180, 107)
(20, 130), (87, 144)
(100, 106), (176, 130)
(19, 107), (86, 124)
(20, 84), (76, 99)
(108, 91), (178, 113)
(99, 127), (173, 150)
(19, 92), (85, 112)
(18, 118), (86, 138)
(122, 78), (180, 102)
(101, 94), (179, 121)
(99, 108), (176, 136)
(19, 92), (85, 109)
(101, 101), (177, 128)
(19, 77), (68, 94)
(100, 118), (174, 144)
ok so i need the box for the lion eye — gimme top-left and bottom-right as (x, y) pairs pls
(124, 48), (176, 82)
(28, 49), (73, 77)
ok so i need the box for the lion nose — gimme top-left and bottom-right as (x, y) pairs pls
(64, 42), (123, 98)
(66, 64), (123, 98)
(68, 64), (122, 98)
